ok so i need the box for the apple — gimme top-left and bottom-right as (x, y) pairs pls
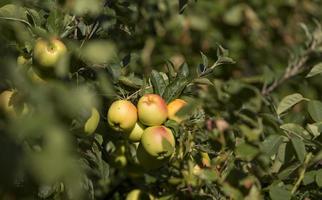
(136, 143), (166, 170)
(0, 90), (16, 117)
(126, 189), (154, 200)
(28, 68), (46, 84)
(167, 98), (187, 123)
(127, 122), (145, 142)
(107, 100), (138, 133)
(84, 108), (100, 135)
(0, 90), (28, 117)
(112, 144), (127, 168)
(17, 55), (31, 66)
(33, 37), (67, 68)
(137, 94), (168, 126)
(140, 126), (175, 159)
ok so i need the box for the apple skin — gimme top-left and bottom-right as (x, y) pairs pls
(107, 100), (138, 133)
(126, 189), (154, 200)
(33, 38), (67, 68)
(84, 108), (100, 135)
(0, 90), (16, 117)
(136, 143), (167, 170)
(137, 94), (168, 126)
(127, 122), (145, 142)
(167, 99), (187, 123)
(140, 126), (175, 159)
(0, 90), (28, 117)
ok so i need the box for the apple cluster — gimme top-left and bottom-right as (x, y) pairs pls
(107, 94), (187, 169)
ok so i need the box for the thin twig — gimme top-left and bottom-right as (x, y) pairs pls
(261, 39), (317, 96)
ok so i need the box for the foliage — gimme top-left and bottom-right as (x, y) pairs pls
(0, 0), (322, 199)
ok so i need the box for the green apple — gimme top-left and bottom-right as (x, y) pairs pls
(0, 90), (28, 117)
(126, 189), (154, 200)
(167, 98), (187, 123)
(127, 122), (145, 142)
(137, 94), (168, 126)
(140, 126), (175, 159)
(107, 100), (137, 133)
(33, 37), (67, 68)
(84, 108), (100, 135)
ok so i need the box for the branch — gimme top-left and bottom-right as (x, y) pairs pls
(261, 40), (317, 96)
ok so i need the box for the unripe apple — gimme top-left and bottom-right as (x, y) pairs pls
(127, 122), (145, 142)
(28, 68), (46, 84)
(167, 98), (187, 123)
(17, 55), (31, 66)
(112, 144), (127, 168)
(107, 100), (137, 132)
(140, 126), (175, 159)
(84, 108), (100, 135)
(137, 94), (168, 126)
(0, 90), (28, 117)
(0, 90), (15, 117)
(136, 144), (166, 170)
(33, 38), (67, 68)
(126, 189), (154, 200)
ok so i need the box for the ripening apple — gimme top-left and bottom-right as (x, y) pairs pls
(33, 37), (67, 68)
(137, 94), (168, 126)
(140, 126), (175, 159)
(126, 189), (154, 200)
(83, 108), (100, 135)
(167, 98), (187, 123)
(127, 122), (145, 142)
(107, 100), (137, 133)
(200, 152), (211, 167)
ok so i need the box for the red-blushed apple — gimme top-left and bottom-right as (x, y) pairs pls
(127, 122), (145, 142)
(167, 98), (187, 123)
(137, 94), (168, 126)
(126, 189), (154, 200)
(33, 37), (67, 68)
(140, 126), (175, 159)
(107, 100), (137, 132)
(84, 108), (100, 135)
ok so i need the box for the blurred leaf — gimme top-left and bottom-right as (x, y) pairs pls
(277, 93), (305, 116)
(306, 63), (322, 78)
(81, 41), (116, 65)
(280, 123), (310, 139)
(307, 100), (322, 122)
(290, 136), (306, 163)
(303, 171), (316, 185)
(235, 143), (259, 161)
(316, 169), (322, 187)
(260, 135), (283, 157)
(269, 185), (291, 200)
(223, 4), (244, 26)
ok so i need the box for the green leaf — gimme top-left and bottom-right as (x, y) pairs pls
(280, 123), (310, 139)
(308, 100), (322, 122)
(193, 78), (214, 85)
(306, 63), (322, 78)
(178, 62), (189, 78)
(235, 143), (259, 161)
(277, 93), (305, 116)
(290, 136), (306, 163)
(316, 169), (322, 187)
(303, 171), (316, 185)
(150, 70), (167, 96)
(269, 185), (291, 200)
(260, 135), (283, 157)
(162, 77), (189, 103)
(200, 51), (208, 68)
(176, 99), (200, 119)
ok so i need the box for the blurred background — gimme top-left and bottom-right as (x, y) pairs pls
(1, 0), (322, 199)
